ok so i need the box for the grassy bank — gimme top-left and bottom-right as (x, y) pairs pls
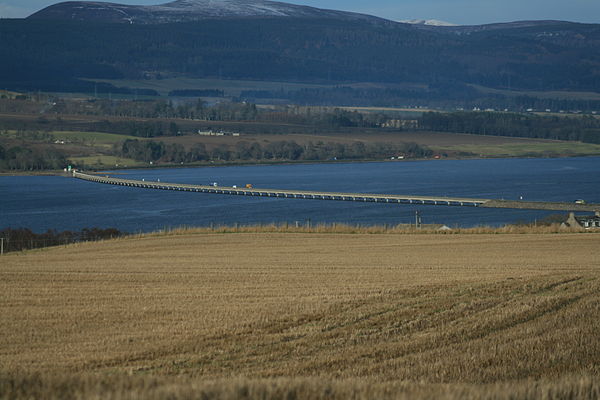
(0, 223), (590, 254)
(140, 222), (586, 236)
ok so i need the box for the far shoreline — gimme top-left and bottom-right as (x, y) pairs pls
(2, 153), (599, 177)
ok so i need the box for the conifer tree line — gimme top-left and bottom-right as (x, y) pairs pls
(420, 112), (600, 144)
(117, 139), (433, 163)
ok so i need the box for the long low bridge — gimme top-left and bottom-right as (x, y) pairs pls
(73, 171), (600, 212)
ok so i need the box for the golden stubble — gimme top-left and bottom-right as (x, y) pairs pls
(1, 233), (599, 388)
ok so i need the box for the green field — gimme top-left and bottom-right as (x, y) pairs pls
(433, 141), (600, 158)
(68, 155), (145, 168)
(1, 130), (137, 146)
(1, 130), (144, 168)
(50, 131), (138, 144)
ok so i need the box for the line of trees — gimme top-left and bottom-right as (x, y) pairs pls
(0, 227), (124, 253)
(0, 144), (67, 170)
(118, 139), (433, 163)
(419, 112), (600, 143)
(54, 98), (259, 122)
(13, 96), (386, 129)
(68, 99), (388, 128)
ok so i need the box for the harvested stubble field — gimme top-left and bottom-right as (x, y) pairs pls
(1, 230), (600, 399)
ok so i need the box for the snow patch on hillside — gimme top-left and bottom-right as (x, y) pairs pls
(400, 19), (457, 26)
(30, 0), (391, 24)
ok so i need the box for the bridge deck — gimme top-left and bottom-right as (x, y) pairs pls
(73, 171), (600, 212)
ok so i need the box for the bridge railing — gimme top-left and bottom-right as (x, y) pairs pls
(71, 171), (599, 212)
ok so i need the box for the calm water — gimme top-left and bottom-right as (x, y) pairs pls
(2, 157), (599, 232)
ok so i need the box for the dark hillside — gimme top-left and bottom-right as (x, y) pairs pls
(0, 18), (599, 94)
(0, 18), (456, 87)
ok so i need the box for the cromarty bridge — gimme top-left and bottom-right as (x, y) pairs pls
(73, 171), (600, 213)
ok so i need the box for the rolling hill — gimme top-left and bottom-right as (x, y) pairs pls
(0, 0), (599, 102)
(28, 0), (390, 25)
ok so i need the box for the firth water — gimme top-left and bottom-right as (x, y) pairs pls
(2, 157), (599, 232)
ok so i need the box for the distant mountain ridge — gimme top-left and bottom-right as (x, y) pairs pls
(410, 19), (574, 33)
(28, 0), (390, 24)
(2, 1), (598, 99)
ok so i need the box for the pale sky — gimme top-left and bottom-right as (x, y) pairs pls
(1, 0), (599, 25)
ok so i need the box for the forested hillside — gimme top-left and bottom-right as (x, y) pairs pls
(1, 17), (599, 96)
